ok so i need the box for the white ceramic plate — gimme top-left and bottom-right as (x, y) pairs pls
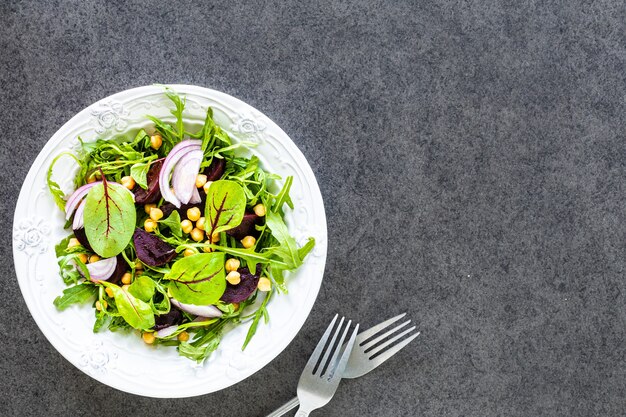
(12, 85), (327, 398)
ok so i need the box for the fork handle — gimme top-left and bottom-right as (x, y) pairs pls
(265, 397), (299, 417)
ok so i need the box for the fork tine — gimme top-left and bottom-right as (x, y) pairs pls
(329, 323), (359, 381)
(303, 314), (338, 374)
(367, 332), (420, 367)
(315, 316), (344, 376)
(356, 313), (407, 343)
(366, 326), (417, 356)
(361, 320), (411, 350)
(324, 320), (351, 378)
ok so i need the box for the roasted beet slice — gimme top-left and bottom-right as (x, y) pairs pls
(133, 228), (177, 266)
(108, 254), (128, 285)
(203, 158), (225, 181)
(220, 266), (261, 303)
(133, 159), (164, 204)
(73, 228), (92, 251)
(226, 212), (262, 240)
(153, 307), (183, 331)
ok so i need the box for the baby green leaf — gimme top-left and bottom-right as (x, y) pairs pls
(101, 282), (155, 330)
(84, 179), (136, 258)
(53, 283), (98, 311)
(128, 275), (156, 302)
(159, 210), (182, 238)
(204, 180), (246, 237)
(265, 209), (301, 268)
(164, 252), (226, 305)
(130, 162), (151, 189)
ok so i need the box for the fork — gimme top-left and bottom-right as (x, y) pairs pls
(294, 315), (359, 416)
(267, 313), (419, 416)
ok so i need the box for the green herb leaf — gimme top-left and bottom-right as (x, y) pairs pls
(204, 180), (246, 237)
(130, 162), (151, 189)
(101, 282), (155, 330)
(84, 179), (136, 257)
(128, 275), (156, 302)
(53, 283), (98, 311)
(265, 209), (301, 268)
(47, 152), (84, 211)
(164, 252), (226, 305)
(158, 210), (182, 238)
(164, 88), (186, 141)
(242, 289), (272, 350)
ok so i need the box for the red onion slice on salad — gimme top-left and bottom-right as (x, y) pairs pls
(65, 182), (100, 220)
(155, 325), (178, 338)
(72, 199), (87, 229)
(170, 299), (223, 318)
(158, 140), (202, 208)
(79, 257), (117, 282)
(189, 186), (202, 204)
(172, 149), (203, 205)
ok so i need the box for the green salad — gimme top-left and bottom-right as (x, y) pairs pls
(48, 89), (314, 362)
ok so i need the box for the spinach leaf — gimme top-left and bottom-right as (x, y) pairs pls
(101, 282), (155, 330)
(128, 275), (156, 302)
(164, 252), (226, 305)
(204, 180), (246, 237)
(53, 283), (98, 311)
(159, 210), (182, 237)
(83, 179), (136, 257)
(130, 161), (151, 189)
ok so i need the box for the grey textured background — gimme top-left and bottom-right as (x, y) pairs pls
(2, 1), (626, 416)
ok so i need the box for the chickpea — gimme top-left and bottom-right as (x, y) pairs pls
(253, 203), (266, 217)
(225, 258), (240, 273)
(183, 248), (195, 257)
(181, 219), (193, 234)
(67, 238), (81, 249)
(144, 219), (157, 233)
(89, 254), (100, 263)
(241, 235), (256, 249)
(77, 253), (88, 264)
(196, 217), (206, 231)
(187, 207), (201, 222)
(190, 228), (204, 242)
(149, 207), (164, 221)
(142, 332), (156, 344)
(257, 277), (271, 292)
(144, 203), (156, 214)
(226, 271), (241, 285)
(121, 176), (135, 190)
(195, 174), (207, 188)
(150, 134), (162, 150)
(121, 272), (132, 285)
(178, 331), (190, 342)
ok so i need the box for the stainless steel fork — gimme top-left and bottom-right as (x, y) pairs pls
(266, 313), (419, 417)
(293, 315), (359, 416)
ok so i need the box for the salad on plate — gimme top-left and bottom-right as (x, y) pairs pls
(47, 88), (314, 362)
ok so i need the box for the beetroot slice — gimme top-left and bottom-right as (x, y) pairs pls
(203, 158), (225, 181)
(73, 228), (92, 251)
(108, 254), (128, 284)
(226, 212), (262, 240)
(133, 228), (177, 267)
(133, 159), (164, 204)
(220, 266), (261, 303)
(154, 307), (183, 331)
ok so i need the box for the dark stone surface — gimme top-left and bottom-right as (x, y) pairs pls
(2, 1), (626, 416)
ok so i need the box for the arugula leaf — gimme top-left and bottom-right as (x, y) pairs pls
(156, 318), (219, 340)
(128, 275), (156, 302)
(164, 252), (226, 305)
(47, 152), (84, 211)
(130, 161), (151, 189)
(100, 282), (155, 330)
(53, 283), (98, 311)
(158, 210), (182, 237)
(242, 289), (272, 350)
(265, 210), (301, 268)
(164, 88), (186, 141)
(273, 176), (294, 212)
(178, 337), (222, 362)
(84, 179), (136, 257)
(204, 180), (246, 237)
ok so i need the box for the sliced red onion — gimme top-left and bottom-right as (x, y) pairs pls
(72, 199), (87, 229)
(159, 140), (202, 208)
(172, 149), (203, 204)
(78, 257), (117, 282)
(156, 325), (178, 338)
(65, 182), (100, 220)
(189, 186), (202, 204)
(170, 299), (223, 318)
